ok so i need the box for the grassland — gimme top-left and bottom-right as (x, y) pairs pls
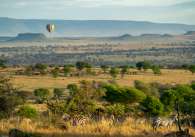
(9, 69), (195, 92)
(0, 118), (195, 137)
(1, 117), (195, 137)
(0, 68), (195, 137)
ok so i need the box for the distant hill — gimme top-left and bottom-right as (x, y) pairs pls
(0, 31), (192, 43)
(9, 33), (47, 42)
(117, 34), (132, 40)
(184, 31), (195, 35)
(0, 36), (13, 42)
(0, 17), (195, 37)
(107, 34), (132, 41)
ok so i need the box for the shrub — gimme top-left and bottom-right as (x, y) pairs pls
(101, 65), (109, 73)
(17, 105), (38, 119)
(0, 95), (24, 118)
(0, 76), (16, 95)
(51, 67), (60, 78)
(160, 89), (177, 113)
(76, 61), (89, 71)
(53, 88), (64, 99)
(191, 82), (195, 90)
(0, 59), (6, 68)
(34, 88), (50, 103)
(141, 96), (164, 116)
(47, 100), (66, 116)
(174, 84), (195, 115)
(151, 65), (161, 75)
(189, 65), (195, 74)
(123, 87), (146, 104)
(120, 66), (129, 78)
(181, 93), (195, 115)
(174, 85), (194, 96)
(85, 64), (93, 75)
(136, 61), (151, 71)
(106, 103), (125, 117)
(34, 63), (48, 75)
(134, 80), (160, 97)
(109, 67), (119, 79)
(103, 84), (146, 104)
(64, 65), (72, 76)
(67, 84), (78, 96)
(34, 63), (47, 71)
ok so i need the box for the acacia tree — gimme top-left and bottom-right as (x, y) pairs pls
(109, 67), (119, 79)
(0, 76), (15, 95)
(85, 63), (93, 75)
(76, 61), (90, 76)
(0, 95), (24, 118)
(76, 61), (86, 71)
(120, 66), (129, 78)
(63, 65), (72, 76)
(34, 63), (48, 75)
(101, 65), (109, 74)
(151, 65), (161, 75)
(34, 88), (50, 103)
(0, 76), (24, 118)
(136, 61), (151, 71)
(51, 67), (60, 78)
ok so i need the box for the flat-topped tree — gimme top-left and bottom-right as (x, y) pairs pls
(136, 61), (151, 71)
(109, 67), (119, 79)
(120, 65), (129, 78)
(63, 65), (72, 76)
(101, 65), (109, 74)
(76, 61), (92, 76)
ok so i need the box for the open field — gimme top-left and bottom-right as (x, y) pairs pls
(9, 69), (195, 92)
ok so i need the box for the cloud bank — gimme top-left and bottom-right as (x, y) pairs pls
(0, 0), (194, 24)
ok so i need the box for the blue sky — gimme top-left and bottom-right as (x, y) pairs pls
(0, 0), (195, 24)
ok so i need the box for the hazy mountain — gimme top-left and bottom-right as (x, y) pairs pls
(184, 31), (195, 35)
(0, 36), (13, 42)
(9, 33), (47, 42)
(1, 17), (195, 37)
(0, 32), (191, 43)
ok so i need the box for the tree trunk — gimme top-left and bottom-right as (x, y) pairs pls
(175, 100), (182, 131)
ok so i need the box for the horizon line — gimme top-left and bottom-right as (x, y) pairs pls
(1, 17), (194, 26)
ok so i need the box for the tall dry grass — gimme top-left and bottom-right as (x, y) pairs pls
(1, 117), (194, 137)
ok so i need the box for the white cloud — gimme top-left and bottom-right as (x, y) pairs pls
(1, 0), (191, 8)
(0, 0), (194, 24)
(71, 0), (190, 7)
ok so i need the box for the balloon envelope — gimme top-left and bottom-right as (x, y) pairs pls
(46, 24), (55, 33)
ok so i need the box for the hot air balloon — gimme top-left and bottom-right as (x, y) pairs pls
(46, 24), (55, 33)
